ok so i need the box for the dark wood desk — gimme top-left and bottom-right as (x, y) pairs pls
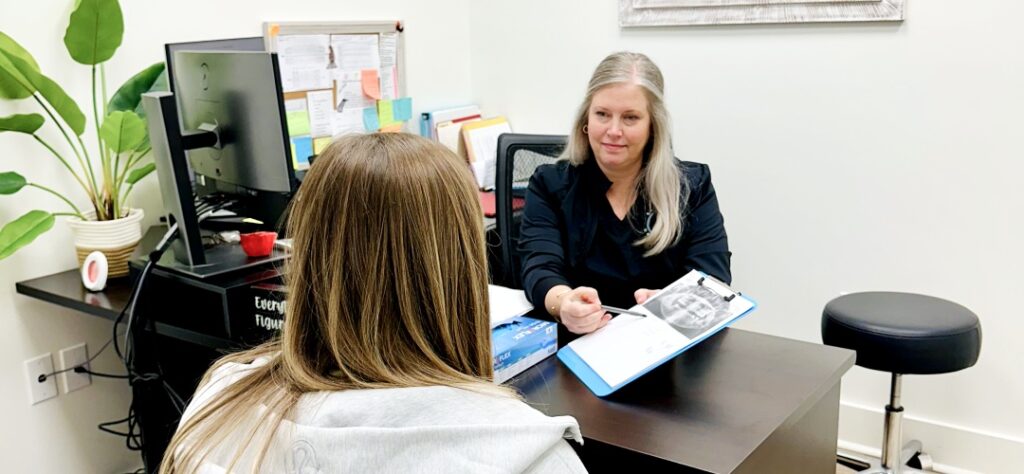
(510, 328), (854, 473)
(17, 270), (853, 473)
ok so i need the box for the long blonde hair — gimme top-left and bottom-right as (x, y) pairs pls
(160, 133), (504, 473)
(562, 51), (686, 256)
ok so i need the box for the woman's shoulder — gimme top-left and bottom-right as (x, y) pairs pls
(529, 160), (576, 192)
(676, 159), (713, 190)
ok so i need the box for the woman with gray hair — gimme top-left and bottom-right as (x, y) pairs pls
(519, 51), (731, 335)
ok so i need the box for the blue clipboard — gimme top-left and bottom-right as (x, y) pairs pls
(557, 273), (758, 397)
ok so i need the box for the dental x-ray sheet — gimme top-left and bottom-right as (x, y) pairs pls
(559, 269), (757, 396)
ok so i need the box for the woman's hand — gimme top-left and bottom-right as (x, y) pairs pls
(634, 288), (660, 304)
(558, 287), (611, 335)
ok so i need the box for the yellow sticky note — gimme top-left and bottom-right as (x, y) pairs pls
(361, 69), (381, 100)
(378, 100), (396, 127)
(286, 110), (310, 136)
(313, 137), (331, 155)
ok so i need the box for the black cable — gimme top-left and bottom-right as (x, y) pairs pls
(75, 367), (129, 379)
(36, 337), (114, 383)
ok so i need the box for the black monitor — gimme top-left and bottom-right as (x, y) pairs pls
(165, 37), (265, 95)
(143, 50), (294, 278)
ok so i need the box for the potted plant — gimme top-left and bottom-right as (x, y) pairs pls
(0, 0), (165, 276)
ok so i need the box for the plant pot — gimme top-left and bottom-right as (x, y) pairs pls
(66, 208), (145, 278)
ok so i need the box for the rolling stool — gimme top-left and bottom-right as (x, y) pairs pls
(822, 292), (981, 473)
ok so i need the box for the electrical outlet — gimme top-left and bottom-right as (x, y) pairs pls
(59, 343), (91, 393)
(24, 353), (58, 405)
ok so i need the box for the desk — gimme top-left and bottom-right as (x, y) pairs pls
(511, 328), (854, 473)
(18, 270), (853, 473)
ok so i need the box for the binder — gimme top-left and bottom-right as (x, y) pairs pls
(557, 270), (757, 396)
(461, 116), (511, 189)
(420, 105), (481, 140)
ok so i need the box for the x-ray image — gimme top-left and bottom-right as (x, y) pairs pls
(642, 280), (732, 339)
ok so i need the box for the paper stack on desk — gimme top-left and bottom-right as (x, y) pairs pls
(558, 270), (757, 396)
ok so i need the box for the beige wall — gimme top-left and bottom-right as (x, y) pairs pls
(0, 0), (473, 471)
(467, 1), (1024, 472)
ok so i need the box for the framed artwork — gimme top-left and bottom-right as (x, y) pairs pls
(619, 0), (905, 26)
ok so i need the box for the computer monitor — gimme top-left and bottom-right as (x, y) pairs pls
(173, 50), (296, 194)
(143, 50), (294, 278)
(165, 37), (265, 95)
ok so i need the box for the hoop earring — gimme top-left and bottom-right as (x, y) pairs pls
(582, 124), (589, 134)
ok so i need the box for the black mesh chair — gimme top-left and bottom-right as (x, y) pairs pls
(493, 133), (565, 289)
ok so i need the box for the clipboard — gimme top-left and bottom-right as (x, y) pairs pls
(557, 270), (758, 397)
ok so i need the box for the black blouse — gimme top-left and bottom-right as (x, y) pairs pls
(518, 158), (731, 309)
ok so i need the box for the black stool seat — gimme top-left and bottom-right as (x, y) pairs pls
(822, 292), (981, 375)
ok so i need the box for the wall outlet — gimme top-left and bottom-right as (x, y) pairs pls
(59, 343), (91, 393)
(24, 353), (58, 405)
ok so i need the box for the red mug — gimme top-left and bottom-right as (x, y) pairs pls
(240, 231), (277, 257)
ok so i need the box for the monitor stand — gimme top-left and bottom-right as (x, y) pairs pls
(154, 242), (288, 279)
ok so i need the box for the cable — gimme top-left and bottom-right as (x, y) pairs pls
(36, 337), (114, 383)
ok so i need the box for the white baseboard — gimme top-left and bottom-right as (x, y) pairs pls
(838, 402), (1024, 474)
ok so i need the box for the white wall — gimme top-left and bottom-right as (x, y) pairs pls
(0, 0), (473, 471)
(468, 1), (1023, 472)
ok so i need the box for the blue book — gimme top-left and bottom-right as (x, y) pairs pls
(557, 270), (757, 396)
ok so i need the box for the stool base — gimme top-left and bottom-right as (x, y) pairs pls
(837, 441), (932, 473)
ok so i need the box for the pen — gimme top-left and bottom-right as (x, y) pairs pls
(600, 305), (647, 317)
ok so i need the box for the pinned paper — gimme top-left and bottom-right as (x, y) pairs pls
(286, 110), (310, 136)
(381, 123), (402, 133)
(361, 69), (381, 100)
(362, 107), (380, 131)
(393, 97), (413, 121)
(313, 137), (331, 155)
(291, 136), (314, 169)
(377, 100), (396, 127)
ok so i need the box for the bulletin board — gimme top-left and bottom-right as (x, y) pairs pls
(263, 21), (411, 170)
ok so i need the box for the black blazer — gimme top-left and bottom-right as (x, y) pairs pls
(518, 158), (731, 308)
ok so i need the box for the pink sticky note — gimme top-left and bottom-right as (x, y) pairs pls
(361, 69), (381, 100)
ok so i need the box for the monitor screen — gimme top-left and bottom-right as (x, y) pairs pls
(172, 50), (296, 194)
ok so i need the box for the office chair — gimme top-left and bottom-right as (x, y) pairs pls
(493, 133), (566, 289)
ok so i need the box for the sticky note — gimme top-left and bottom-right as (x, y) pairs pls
(361, 69), (381, 100)
(393, 97), (413, 121)
(362, 107), (380, 131)
(291, 136), (313, 167)
(380, 123), (402, 133)
(269, 24), (280, 37)
(313, 137), (331, 155)
(378, 100), (396, 127)
(286, 110), (310, 136)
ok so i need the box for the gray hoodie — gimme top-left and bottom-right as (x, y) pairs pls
(179, 357), (587, 473)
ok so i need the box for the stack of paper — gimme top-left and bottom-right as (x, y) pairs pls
(462, 117), (511, 189)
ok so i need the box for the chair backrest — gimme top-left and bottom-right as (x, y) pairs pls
(494, 133), (566, 289)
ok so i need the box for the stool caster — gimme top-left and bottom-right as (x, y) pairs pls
(907, 452), (933, 471)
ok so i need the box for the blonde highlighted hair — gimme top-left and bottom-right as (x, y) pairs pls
(562, 51), (687, 256)
(159, 133), (507, 473)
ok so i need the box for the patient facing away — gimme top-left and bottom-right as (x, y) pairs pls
(160, 133), (585, 473)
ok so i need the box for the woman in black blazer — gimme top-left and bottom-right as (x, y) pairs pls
(518, 52), (731, 335)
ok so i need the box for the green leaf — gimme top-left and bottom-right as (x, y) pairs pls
(0, 32), (39, 99)
(0, 51), (86, 135)
(134, 68), (167, 120)
(63, 0), (124, 65)
(108, 62), (165, 114)
(100, 110), (145, 153)
(0, 114), (44, 134)
(0, 172), (27, 194)
(125, 162), (155, 184)
(0, 210), (54, 260)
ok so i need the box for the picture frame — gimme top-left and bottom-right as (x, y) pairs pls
(619, 0), (905, 27)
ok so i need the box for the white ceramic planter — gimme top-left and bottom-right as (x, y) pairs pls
(66, 208), (145, 277)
